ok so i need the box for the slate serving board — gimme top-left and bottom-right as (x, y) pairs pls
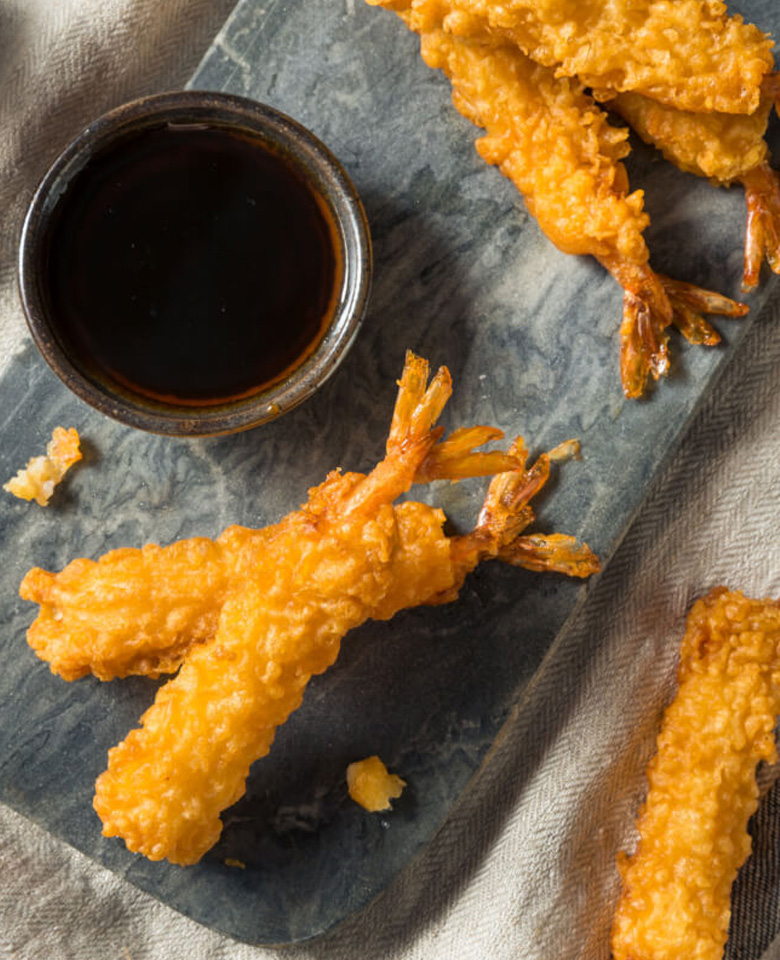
(2, 0), (779, 945)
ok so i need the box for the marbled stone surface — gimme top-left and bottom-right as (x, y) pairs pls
(1, 0), (779, 945)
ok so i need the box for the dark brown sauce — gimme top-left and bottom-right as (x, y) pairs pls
(43, 123), (341, 406)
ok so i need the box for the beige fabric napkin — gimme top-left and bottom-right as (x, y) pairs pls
(4, 2), (780, 959)
(0, 0), (236, 367)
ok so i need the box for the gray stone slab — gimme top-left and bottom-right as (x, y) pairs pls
(1, 0), (779, 945)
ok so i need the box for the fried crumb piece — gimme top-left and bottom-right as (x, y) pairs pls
(4, 427), (81, 506)
(347, 756), (406, 812)
(224, 858), (246, 869)
(611, 587), (780, 960)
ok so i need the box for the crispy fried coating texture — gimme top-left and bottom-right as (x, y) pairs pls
(418, 25), (649, 268)
(21, 353), (599, 864)
(611, 92), (772, 186)
(347, 756), (406, 811)
(21, 540), (228, 681)
(611, 588), (780, 960)
(741, 163), (780, 290)
(391, 0), (775, 295)
(4, 427), (81, 507)
(366, 4), (748, 397)
(609, 92), (780, 291)
(373, 0), (774, 114)
(94, 500), (454, 863)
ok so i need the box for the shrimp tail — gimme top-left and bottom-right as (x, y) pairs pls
(603, 260), (747, 399)
(342, 352), (451, 516)
(741, 162), (780, 291)
(346, 352), (526, 514)
(499, 533), (601, 578)
(386, 350), (452, 456)
(416, 425), (521, 483)
(443, 438), (600, 589)
(661, 274), (748, 347)
(760, 72), (780, 114)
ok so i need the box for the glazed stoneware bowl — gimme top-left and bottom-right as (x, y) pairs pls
(18, 90), (372, 437)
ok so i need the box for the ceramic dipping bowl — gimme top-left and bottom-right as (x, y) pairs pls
(18, 90), (372, 436)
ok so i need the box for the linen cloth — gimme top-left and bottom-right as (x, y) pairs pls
(4, 2), (780, 958)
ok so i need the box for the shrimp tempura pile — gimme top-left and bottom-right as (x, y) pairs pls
(611, 588), (780, 960)
(415, 0), (773, 113)
(366, 0), (778, 397)
(20, 353), (599, 865)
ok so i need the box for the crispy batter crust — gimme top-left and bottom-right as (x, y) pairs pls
(376, 0), (777, 295)
(611, 92), (771, 187)
(347, 755), (406, 811)
(372, 0), (774, 114)
(607, 93), (780, 290)
(21, 539), (228, 680)
(94, 501), (451, 864)
(417, 27), (649, 268)
(611, 588), (780, 960)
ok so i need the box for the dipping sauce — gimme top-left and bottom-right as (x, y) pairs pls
(42, 123), (341, 406)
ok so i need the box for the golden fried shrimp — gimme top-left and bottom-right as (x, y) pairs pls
(371, 0), (774, 114)
(21, 353), (599, 864)
(611, 588), (780, 960)
(610, 92), (780, 291)
(367, 8), (747, 397)
(742, 164), (780, 290)
(20, 411), (519, 685)
(4, 427), (81, 506)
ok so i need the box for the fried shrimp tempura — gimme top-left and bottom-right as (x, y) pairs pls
(610, 92), (780, 292)
(611, 588), (780, 960)
(374, 0), (774, 114)
(21, 353), (599, 864)
(368, 4), (748, 398)
(4, 427), (81, 507)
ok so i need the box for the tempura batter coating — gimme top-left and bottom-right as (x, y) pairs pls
(347, 756), (406, 811)
(391, 13), (649, 268)
(4, 427), (81, 507)
(95, 500), (455, 863)
(374, 0), (774, 114)
(368, 6), (748, 397)
(22, 539), (227, 681)
(612, 92), (772, 187)
(611, 588), (780, 960)
(22, 354), (599, 864)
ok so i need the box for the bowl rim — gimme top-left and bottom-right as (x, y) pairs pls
(18, 89), (372, 437)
